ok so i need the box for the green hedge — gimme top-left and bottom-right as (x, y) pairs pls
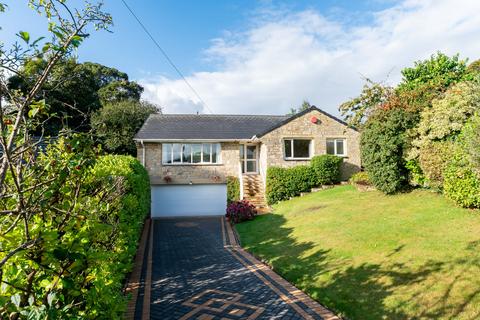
(226, 176), (240, 204)
(0, 135), (150, 319)
(92, 154), (151, 271)
(72, 155), (151, 317)
(266, 155), (342, 205)
(311, 155), (343, 185)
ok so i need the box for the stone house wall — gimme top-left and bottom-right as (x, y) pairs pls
(137, 142), (240, 185)
(258, 109), (361, 180)
(136, 109), (361, 185)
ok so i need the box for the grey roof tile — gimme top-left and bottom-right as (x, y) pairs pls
(134, 106), (354, 141)
(134, 113), (289, 140)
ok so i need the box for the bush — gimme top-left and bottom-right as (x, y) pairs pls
(417, 81), (480, 142)
(311, 155), (343, 185)
(226, 176), (240, 204)
(266, 167), (290, 205)
(349, 171), (371, 186)
(226, 200), (257, 224)
(462, 112), (480, 173)
(0, 136), (150, 319)
(266, 165), (316, 205)
(361, 108), (418, 194)
(265, 156), (343, 204)
(418, 141), (454, 189)
(443, 151), (480, 208)
(443, 117), (480, 208)
(405, 159), (426, 187)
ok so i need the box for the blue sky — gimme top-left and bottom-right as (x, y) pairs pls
(1, 0), (395, 78)
(1, 1), (480, 115)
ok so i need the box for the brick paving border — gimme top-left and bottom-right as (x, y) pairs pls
(141, 219), (154, 320)
(124, 218), (151, 320)
(223, 217), (342, 320)
(135, 216), (341, 319)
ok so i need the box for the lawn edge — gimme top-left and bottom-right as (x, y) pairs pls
(229, 218), (343, 320)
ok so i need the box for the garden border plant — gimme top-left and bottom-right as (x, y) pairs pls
(226, 200), (257, 224)
(266, 155), (343, 204)
(226, 176), (240, 204)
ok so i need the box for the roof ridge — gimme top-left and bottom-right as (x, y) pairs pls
(149, 113), (288, 118)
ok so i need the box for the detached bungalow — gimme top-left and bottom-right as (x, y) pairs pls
(135, 106), (360, 217)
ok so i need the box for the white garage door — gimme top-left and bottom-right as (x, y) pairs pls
(151, 184), (227, 217)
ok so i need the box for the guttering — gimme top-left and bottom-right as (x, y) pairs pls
(140, 139), (145, 166)
(133, 138), (254, 142)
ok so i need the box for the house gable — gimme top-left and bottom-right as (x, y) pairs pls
(255, 106), (356, 138)
(257, 107), (361, 180)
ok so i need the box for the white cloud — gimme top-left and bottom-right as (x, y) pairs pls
(140, 0), (480, 116)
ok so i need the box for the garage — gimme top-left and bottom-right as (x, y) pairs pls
(151, 184), (227, 217)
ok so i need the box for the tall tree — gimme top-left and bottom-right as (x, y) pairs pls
(339, 79), (393, 128)
(91, 100), (160, 155)
(7, 59), (143, 134)
(287, 100), (311, 116)
(340, 52), (471, 127)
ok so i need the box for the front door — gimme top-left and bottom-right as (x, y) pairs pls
(240, 144), (258, 173)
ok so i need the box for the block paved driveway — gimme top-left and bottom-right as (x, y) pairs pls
(141, 216), (339, 320)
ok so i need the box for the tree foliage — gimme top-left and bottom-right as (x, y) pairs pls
(361, 108), (418, 194)
(406, 80), (480, 188)
(287, 100), (311, 116)
(0, 1), (158, 317)
(339, 79), (393, 127)
(91, 100), (158, 155)
(7, 59), (143, 135)
(414, 81), (480, 144)
(443, 148), (480, 208)
(345, 52), (477, 198)
(399, 52), (469, 92)
(461, 113), (480, 174)
(339, 53), (470, 129)
(467, 59), (480, 75)
(0, 137), (150, 318)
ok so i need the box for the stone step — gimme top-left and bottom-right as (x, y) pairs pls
(242, 174), (266, 209)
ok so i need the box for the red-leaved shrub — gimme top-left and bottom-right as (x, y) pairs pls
(226, 200), (257, 224)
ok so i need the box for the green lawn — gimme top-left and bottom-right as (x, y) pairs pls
(235, 185), (480, 320)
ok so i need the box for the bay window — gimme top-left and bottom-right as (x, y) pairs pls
(162, 143), (221, 164)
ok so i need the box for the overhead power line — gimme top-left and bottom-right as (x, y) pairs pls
(121, 0), (214, 114)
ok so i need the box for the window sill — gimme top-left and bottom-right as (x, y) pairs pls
(328, 154), (348, 158)
(284, 157), (312, 161)
(162, 163), (223, 166)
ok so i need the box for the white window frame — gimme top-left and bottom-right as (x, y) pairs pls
(240, 144), (259, 174)
(162, 143), (221, 165)
(326, 138), (347, 157)
(283, 138), (313, 160)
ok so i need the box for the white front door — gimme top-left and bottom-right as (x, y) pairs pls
(240, 144), (258, 174)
